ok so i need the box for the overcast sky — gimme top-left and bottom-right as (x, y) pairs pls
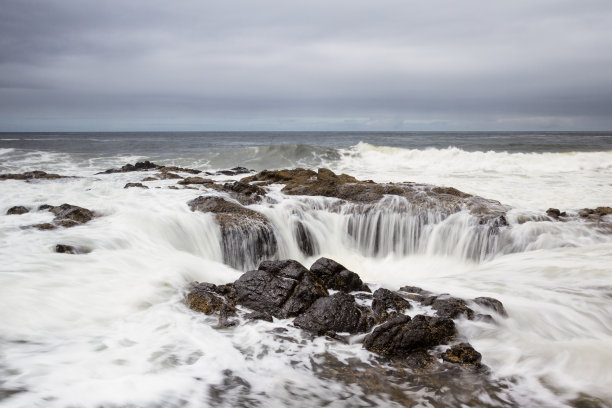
(1, 0), (611, 131)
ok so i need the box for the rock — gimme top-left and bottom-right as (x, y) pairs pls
(124, 182), (149, 189)
(217, 167), (251, 176)
(32, 223), (56, 230)
(310, 257), (370, 293)
(159, 166), (200, 175)
(473, 297), (508, 317)
(178, 177), (214, 185)
(37, 204), (54, 211)
(234, 260), (328, 319)
(141, 176), (158, 182)
(0, 171), (69, 180)
(157, 171), (182, 180)
(546, 208), (566, 218)
(294, 220), (316, 256)
(55, 244), (77, 254)
(188, 196), (277, 270)
(32, 204), (95, 230)
(579, 207), (612, 218)
(215, 181), (265, 205)
(6, 206), (29, 215)
(97, 161), (160, 174)
(441, 343), (482, 366)
(186, 282), (237, 316)
(423, 295), (475, 320)
(372, 288), (411, 322)
(244, 311), (274, 322)
(294, 292), (375, 335)
(363, 315), (456, 358)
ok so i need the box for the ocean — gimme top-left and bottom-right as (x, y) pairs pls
(0, 132), (611, 407)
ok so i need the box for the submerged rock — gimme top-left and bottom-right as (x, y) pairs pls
(546, 208), (566, 219)
(124, 182), (148, 189)
(6, 206), (29, 215)
(54, 244), (92, 254)
(294, 292), (375, 335)
(0, 171), (70, 180)
(363, 315), (456, 358)
(423, 295), (475, 320)
(188, 196), (277, 270)
(473, 297), (508, 317)
(309, 257), (370, 293)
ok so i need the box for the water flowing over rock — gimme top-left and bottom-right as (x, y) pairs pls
(371, 288), (412, 322)
(188, 196), (278, 270)
(97, 161), (201, 175)
(124, 182), (148, 189)
(6, 206), (29, 215)
(32, 203), (96, 230)
(0, 170), (70, 180)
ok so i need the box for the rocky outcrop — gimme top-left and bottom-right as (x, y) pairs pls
(363, 315), (456, 358)
(441, 343), (482, 367)
(6, 206), (29, 215)
(124, 182), (148, 189)
(214, 181), (266, 205)
(372, 288), (412, 322)
(32, 204), (95, 230)
(309, 257), (370, 293)
(97, 161), (201, 175)
(422, 295), (475, 320)
(294, 292), (375, 335)
(188, 196), (277, 270)
(579, 207), (612, 219)
(473, 297), (508, 317)
(234, 260), (328, 319)
(178, 177), (214, 185)
(0, 171), (70, 180)
(213, 167), (252, 176)
(186, 282), (237, 327)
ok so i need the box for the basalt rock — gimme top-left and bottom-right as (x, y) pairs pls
(294, 292), (375, 335)
(372, 288), (412, 322)
(188, 196), (277, 270)
(234, 260), (328, 319)
(363, 315), (456, 358)
(473, 297), (508, 317)
(423, 295), (475, 320)
(6, 206), (29, 215)
(441, 343), (482, 367)
(124, 182), (149, 189)
(0, 171), (70, 180)
(309, 257), (370, 293)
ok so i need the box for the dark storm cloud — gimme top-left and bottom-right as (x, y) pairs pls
(1, 0), (612, 130)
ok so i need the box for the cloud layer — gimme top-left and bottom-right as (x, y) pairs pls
(1, 0), (612, 130)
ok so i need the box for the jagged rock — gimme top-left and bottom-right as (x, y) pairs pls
(216, 167), (251, 176)
(372, 288), (412, 322)
(310, 257), (370, 293)
(214, 181), (265, 205)
(160, 166), (200, 175)
(579, 207), (612, 218)
(244, 311), (273, 322)
(294, 292), (375, 335)
(363, 315), (455, 358)
(234, 260), (328, 319)
(33, 223), (56, 230)
(157, 171), (182, 180)
(473, 297), (508, 317)
(0, 171), (70, 180)
(441, 343), (482, 366)
(33, 204), (95, 230)
(6, 206), (29, 215)
(186, 282), (237, 316)
(178, 177), (214, 185)
(124, 182), (148, 189)
(188, 196), (277, 270)
(97, 161), (201, 175)
(38, 204), (54, 211)
(423, 295), (475, 320)
(398, 286), (431, 302)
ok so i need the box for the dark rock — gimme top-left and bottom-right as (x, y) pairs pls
(473, 297), (508, 317)
(32, 223), (56, 230)
(49, 204), (94, 225)
(399, 286), (430, 294)
(234, 260), (327, 319)
(178, 177), (214, 185)
(441, 343), (482, 366)
(0, 171), (70, 180)
(423, 295), (475, 320)
(6, 206), (29, 215)
(186, 282), (237, 321)
(372, 288), (411, 322)
(217, 167), (251, 176)
(55, 244), (77, 254)
(363, 315), (456, 358)
(141, 176), (158, 182)
(97, 161), (160, 174)
(37, 204), (54, 211)
(188, 196), (277, 270)
(294, 221), (316, 256)
(124, 182), (149, 189)
(310, 257), (370, 293)
(294, 292), (375, 335)
(215, 181), (265, 205)
(244, 311), (273, 322)
(579, 207), (612, 218)
(160, 166), (201, 175)
(157, 171), (182, 180)
(546, 208), (562, 218)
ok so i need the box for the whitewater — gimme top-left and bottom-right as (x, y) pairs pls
(0, 136), (611, 408)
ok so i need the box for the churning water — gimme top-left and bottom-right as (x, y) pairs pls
(0, 132), (611, 407)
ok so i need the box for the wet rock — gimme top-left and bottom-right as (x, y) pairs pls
(178, 177), (214, 185)
(372, 288), (412, 322)
(294, 220), (316, 256)
(6, 206), (29, 215)
(473, 297), (508, 317)
(186, 282), (237, 316)
(55, 244), (77, 254)
(215, 181), (265, 205)
(216, 167), (251, 176)
(363, 315), (456, 358)
(32, 223), (56, 230)
(244, 311), (273, 322)
(423, 295), (475, 320)
(188, 196), (277, 270)
(310, 257), (370, 293)
(157, 171), (183, 180)
(33, 204), (95, 230)
(124, 182), (149, 189)
(141, 176), (158, 182)
(294, 292), (375, 335)
(234, 260), (328, 318)
(441, 343), (482, 366)
(579, 207), (612, 219)
(160, 166), (200, 175)
(0, 171), (70, 180)
(97, 161), (160, 174)
(546, 208), (566, 218)
(37, 204), (54, 211)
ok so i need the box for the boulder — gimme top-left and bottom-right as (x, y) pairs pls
(363, 315), (455, 358)
(55, 244), (77, 254)
(188, 196), (277, 270)
(441, 343), (482, 366)
(33, 204), (95, 230)
(186, 282), (237, 327)
(124, 182), (148, 189)
(294, 292), (375, 335)
(473, 297), (508, 317)
(371, 288), (411, 322)
(423, 295), (475, 320)
(546, 208), (566, 219)
(6, 206), (29, 215)
(310, 257), (370, 293)
(214, 181), (266, 205)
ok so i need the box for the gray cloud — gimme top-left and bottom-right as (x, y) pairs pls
(1, 0), (612, 130)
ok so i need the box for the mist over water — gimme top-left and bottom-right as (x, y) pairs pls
(1, 132), (611, 407)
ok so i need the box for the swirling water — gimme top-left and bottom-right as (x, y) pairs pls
(0, 132), (611, 407)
